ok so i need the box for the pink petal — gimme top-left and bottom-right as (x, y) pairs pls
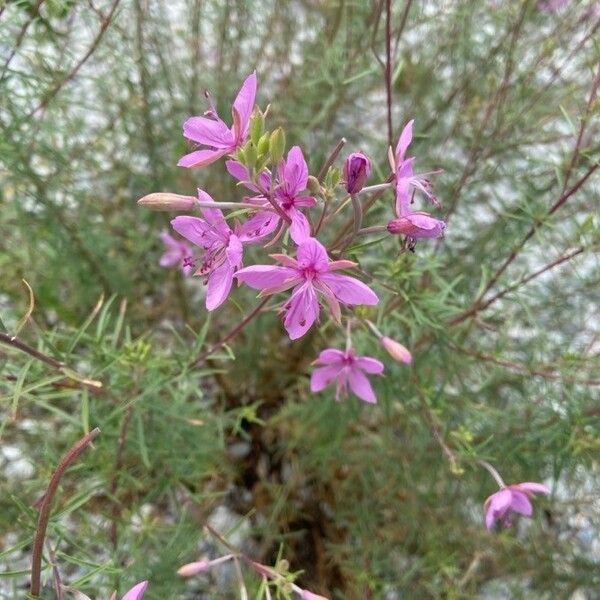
(121, 581), (148, 600)
(293, 195), (317, 207)
(316, 348), (346, 365)
(297, 238), (329, 271)
(237, 211), (279, 243)
(283, 283), (319, 340)
(269, 254), (299, 268)
(395, 119), (414, 163)
(288, 208), (311, 244)
(355, 356), (385, 374)
(508, 491), (533, 516)
(178, 148), (228, 168)
(282, 145), (309, 196)
(171, 216), (219, 249)
(484, 489), (512, 530)
(206, 263), (235, 311)
(235, 265), (298, 290)
(314, 280), (342, 323)
(310, 365), (343, 392)
(395, 158), (415, 216)
(232, 71), (257, 142)
(182, 116), (234, 148)
(226, 160), (270, 192)
(512, 482), (550, 495)
(318, 273), (378, 305)
(226, 234), (243, 268)
(159, 250), (181, 267)
(348, 368), (377, 403)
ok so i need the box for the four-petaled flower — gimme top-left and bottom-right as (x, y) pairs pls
(226, 145), (316, 243)
(235, 238), (378, 340)
(170, 190), (261, 310)
(392, 120), (445, 239)
(310, 347), (384, 403)
(158, 232), (193, 275)
(179, 71), (257, 168)
(484, 482), (550, 530)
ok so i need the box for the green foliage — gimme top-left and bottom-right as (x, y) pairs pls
(1, 1), (599, 599)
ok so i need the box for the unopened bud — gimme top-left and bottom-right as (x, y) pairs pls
(343, 152), (371, 194)
(250, 112), (265, 146)
(387, 215), (446, 239)
(177, 560), (211, 576)
(307, 175), (322, 195)
(257, 132), (270, 156)
(269, 127), (286, 164)
(381, 336), (412, 364)
(137, 193), (197, 212)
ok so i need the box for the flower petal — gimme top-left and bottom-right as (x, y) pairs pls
(235, 265), (298, 290)
(512, 482), (550, 495)
(283, 283), (319, 340)
(206, 263), (235, 311)
(318, 273), (378, 305)
(288, 208), (311, 244)
(282, 145), (309, 196)
(171, 216), (219, 249)
(178, 148), (228, 168)
(232, 71), (257, 142)
(237, 211), (279, 243)
(508, 491), (533, 516)
(310, 364), (343, 392)
(121, 581), (148, 600)
(316, 348), (346, 365)
(297, 237), (329, 271)
(348, 367), (377, 403)
(395, 119), (414, 163)
(355, 356), (385, 374)
(226, 234), (243, 268)
(484, 489), (512, 530)
(182, 116), (234, 148)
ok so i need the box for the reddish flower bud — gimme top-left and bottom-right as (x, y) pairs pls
(387, 212), (445, 239)
(343, 152), (371, 194)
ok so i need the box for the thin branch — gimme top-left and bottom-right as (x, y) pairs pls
(26, 0), (121, 119)
(30, 428), (101, 597)
(384, 0), (393, 147)
(317, 137), (347, 182)
(0, 332), (103, 393)
(192, 298), (270, 366)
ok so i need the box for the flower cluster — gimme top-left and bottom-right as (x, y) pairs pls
(143, 70), (444, 404)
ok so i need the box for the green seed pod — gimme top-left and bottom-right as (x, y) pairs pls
(269, 127), (286, 164)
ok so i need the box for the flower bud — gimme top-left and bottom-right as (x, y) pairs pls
(269, 127), (286, 164)
(250, 112), (265, 146)
(381, 336), (412, 364)
(137, 193), (197, 212)
(307, 175), (322, 195)
(177, 560), (211, 576)
(343, 152), (371, 194)
(387, 213), (445, 239)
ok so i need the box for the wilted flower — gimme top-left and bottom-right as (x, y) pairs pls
(387, 212), (446, 239)
(159, 232), (193, 275)
(310, 347), (384, 403)
(343, 152), (371, 194)
(170, 190), (265, 310)
(380, 336), (412, 364)
(484, 482), (550, 530)
(179, 71), (257, 168)
(226, 145), (316, 243)
(235, 237), (378, 339)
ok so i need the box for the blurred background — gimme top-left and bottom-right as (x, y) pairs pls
(1, 1), (599, 598)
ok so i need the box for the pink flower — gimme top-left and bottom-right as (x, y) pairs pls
(121, 581), (148, 600)
(484, 482), (550, 530)
(235, 237), (378, 340)
(310, 348), (384, 403)
(178, 71), (257, 168)
(387, 213), (445, 239)
(226, 145), (316, 243)
(171, 190), (260, 310)
(159, 232), (193, 275)
(343, 152), (371, 194)
(301, 591), (330, 600)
